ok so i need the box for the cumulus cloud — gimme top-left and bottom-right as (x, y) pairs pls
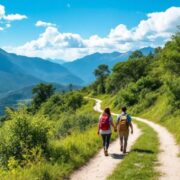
(35, 20), (56, 27)
(4, 7), (180, 61)
(4, 14), (27, 21)
(0, 4), (27, 30)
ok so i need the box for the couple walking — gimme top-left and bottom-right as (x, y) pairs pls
(98, 107), (133, 156)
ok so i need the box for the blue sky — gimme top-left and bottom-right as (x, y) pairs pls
(0, 0), (180, 60)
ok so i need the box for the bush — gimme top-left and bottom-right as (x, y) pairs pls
(55, 112), (97, 139)
(40, 92), (85, 121)
(0, 111), (50, 168)
(166, 77), (180, 109)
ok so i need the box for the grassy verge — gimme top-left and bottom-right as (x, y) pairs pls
(108, 120), (159, 180)
(0, 126), (117, 180)
(139, 95), (180, 145)
(0, 99), (118, 180)
(99, 94), (180, 146)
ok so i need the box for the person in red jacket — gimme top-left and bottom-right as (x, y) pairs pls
(98, 107), (116, 156)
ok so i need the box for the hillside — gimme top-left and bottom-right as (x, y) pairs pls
(91, 32), (180, 143)
(0, 49), (42, 94)
(0, 32), (179, 179)
(63, 47), (154, 84)
(0, 49), (83, 94)
(0, 83), (81, 115)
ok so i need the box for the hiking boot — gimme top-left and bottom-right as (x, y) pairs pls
(105, 150), (108, 156)
(123, 149), (126, 154)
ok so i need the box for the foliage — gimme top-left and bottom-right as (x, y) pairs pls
(55, 112), (97, 138)
(94, 64), (110, 94)
(31, 83), (55, 112)
(128, 50), (144, 60)
(0, 109), (50, 168)
(40, 91), (85, 120)
(106, 55), (152, 93)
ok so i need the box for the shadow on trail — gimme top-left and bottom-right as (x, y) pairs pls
(110, 153), (125, 159)
(132, 148), (154, 154)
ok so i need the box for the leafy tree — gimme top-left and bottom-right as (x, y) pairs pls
(94, 64), (110, 93)
(161, 32), (180, 76)
(32, 83), (55, 112)
(107, 57), (151, 93)
(128, 50), (144, 60)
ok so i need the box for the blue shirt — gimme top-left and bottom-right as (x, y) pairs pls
(117, 112), (132, 123)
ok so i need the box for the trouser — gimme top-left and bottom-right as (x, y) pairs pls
(101, 134), (111, 150)
(119, 131), (129, 151)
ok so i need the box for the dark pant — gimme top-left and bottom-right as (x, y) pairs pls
(101, 134), (111, 150)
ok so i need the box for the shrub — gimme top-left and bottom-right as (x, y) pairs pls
(0, 111), (50, 168)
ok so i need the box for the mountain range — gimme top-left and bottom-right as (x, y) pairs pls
(0, 48), (83, 94)
(62, 47), (154, 83)
(0, 47), (154, 115)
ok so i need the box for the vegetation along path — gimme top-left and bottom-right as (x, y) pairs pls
(71, 98), (180, 180)
(70, 98), (142, 180)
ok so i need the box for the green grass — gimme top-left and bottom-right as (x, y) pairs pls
(0, 126), (117, 180)
(108, 120), (159, 180)
(99, 94), (180, 146)
(0, 99), (118, 180)
(139, 95), (180, 145)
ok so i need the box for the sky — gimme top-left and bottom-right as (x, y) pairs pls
(0, 0), (180, 61)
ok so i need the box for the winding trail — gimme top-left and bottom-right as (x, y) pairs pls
(70, 98), (141, 180)
(71, 98), (180, 180)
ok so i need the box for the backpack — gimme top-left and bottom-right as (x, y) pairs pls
(99, 114), (110, 131)
(119, 115), (129, 132)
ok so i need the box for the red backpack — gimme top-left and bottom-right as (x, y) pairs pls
(99, 114), (110, 130)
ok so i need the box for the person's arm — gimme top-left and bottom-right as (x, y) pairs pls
(129, 122), (133, 134)
(97, 115), (101, 135)
(128, 115), (133, 134)
(116, 115), (120, 130)
(110, 116), (116, 132)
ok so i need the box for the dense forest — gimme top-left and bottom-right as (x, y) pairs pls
(0, 32), (179, 179)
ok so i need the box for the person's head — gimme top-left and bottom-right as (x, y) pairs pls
(121, 106), (127, 113)
(104, 107), (111, 116)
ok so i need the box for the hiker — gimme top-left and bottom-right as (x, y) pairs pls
(116, 106), (133, 154)
(98, 107), (116, 156)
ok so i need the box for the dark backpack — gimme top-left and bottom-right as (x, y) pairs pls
(99, 114), (110, 131)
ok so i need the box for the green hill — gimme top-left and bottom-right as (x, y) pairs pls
(0, 32), (178, 179)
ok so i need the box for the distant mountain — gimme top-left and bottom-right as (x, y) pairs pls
(7, 53), (84, 85)
(0, 49), (84, 94)
(48, 59), (66, 64)
(0, 49), (42, 94)
(0, 83), (81, 115)
(139, 47), (154, 55)
(63, 47), (154, 84)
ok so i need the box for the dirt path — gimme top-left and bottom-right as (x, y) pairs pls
(92, 98), (180, 180)
(71, 98), (180, 180)
(134, 117), (180, 180)
(70, 99), (141, 180)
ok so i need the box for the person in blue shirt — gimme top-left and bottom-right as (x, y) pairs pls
(116, 106), (133, 154)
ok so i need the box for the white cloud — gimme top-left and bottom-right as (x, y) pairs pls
(35, 20), (56, 27)
(6, 23), (11, 28)
(0, 5), (5, 19)
(4, 14), (27, 21)
(4, 6), (180, 61)
(0, 4), (27, 30)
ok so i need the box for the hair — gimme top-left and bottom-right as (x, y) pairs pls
(103, 107), (111, 116)
(121, 106), (127, 112)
